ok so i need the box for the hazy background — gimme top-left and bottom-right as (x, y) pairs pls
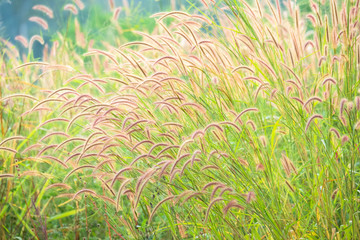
(0, 0), (196, 58)
(0, 0), (316, 58)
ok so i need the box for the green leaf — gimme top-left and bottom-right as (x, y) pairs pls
(47, 208), (85, 222)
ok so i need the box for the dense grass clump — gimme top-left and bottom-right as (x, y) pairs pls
(1, 0), (360, 239)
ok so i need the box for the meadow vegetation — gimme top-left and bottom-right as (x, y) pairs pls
(1, 0), (360, 239)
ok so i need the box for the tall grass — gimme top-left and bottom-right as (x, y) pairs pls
(1, 0), (360, 239)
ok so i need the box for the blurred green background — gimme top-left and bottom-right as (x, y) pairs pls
(0, 0), (199, 58)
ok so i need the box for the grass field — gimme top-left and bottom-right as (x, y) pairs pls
(1, 0), (360, 239)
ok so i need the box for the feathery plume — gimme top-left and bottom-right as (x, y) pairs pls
(355, 120), (360, 130)
(355, 96), (360, 111)
(281, 153), (297, 177)
(63, 165), (95, 182)
(204, 197), (224, 222)
(14, 35), (28, 48)
(72, 189), (97, 200)
(32, 5), (54, 18)
(202, 182), (225, 191)
(64, 4), (78, 15)
(73, 0), (85, 10)
(234, 108), (258, 123)
(223, 200), (244, 216)
(305, 114), (323, 132)
(246, 120), (256, 131)
(131, 140), (154, 152)
(0, 174), (15, 179)
(201, 165), (219, 171)
(29, 16), (48, 30)
(246, 191), (256, 203)
(339, 98), (347, 116)
(329, 128), (341, 138)
(113, 7), (122, 20)
(0, 147), (17, 154)
(341, 135), (349, 145)
(148, 195), (176, 223)
(322, 77), (337, 85)
(303, 96), (322, 109)
(0, 136), (25, 147)
(46, 183), (72, 190)
(115, 179), (131, 212)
